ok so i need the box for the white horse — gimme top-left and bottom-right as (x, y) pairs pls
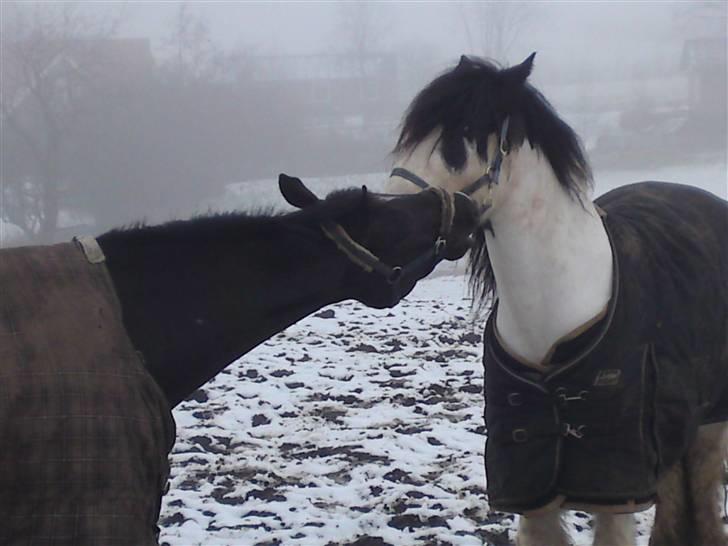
(386, 53), (728, 546)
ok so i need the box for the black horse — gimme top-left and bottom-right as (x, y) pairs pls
(99, 175), (475, 408)
(0, 175), (477, 545)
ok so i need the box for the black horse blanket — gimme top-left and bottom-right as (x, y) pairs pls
(484, 182), (728, 514)
(0, 241), (175, 545)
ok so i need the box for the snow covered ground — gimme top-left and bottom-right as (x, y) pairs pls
(159, 276), (664, 546)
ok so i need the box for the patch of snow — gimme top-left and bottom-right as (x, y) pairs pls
(0, 220), (25, 247)
(159, 276), (666, 546)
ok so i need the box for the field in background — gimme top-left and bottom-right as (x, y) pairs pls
(207, 160), (727, 216)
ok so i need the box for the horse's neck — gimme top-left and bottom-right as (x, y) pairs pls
(488, 147), (613, 365)
(99, 217), (346, 407)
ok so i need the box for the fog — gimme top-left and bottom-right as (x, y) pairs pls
(1, 1), (725, 246)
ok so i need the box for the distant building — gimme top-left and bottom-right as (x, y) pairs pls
(681, 37), (727, 114)
(3, 38), (155, 121)
(248, 53), (399, 137)
(1, 38), (155, 243)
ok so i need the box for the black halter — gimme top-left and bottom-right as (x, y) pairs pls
(320, 186), (456, 288)
(390, 117), (510, 198)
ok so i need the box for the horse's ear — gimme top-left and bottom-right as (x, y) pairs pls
(279, 173), (319, 209)
(360, 185), (369, 208)
(456, 54), (472, 70)
(501, 52), (536, 87)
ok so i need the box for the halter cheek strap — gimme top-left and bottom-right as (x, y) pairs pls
(390, 117), (511, 200)
(389, 168), (430, 191)
(321, 187), (456, 285)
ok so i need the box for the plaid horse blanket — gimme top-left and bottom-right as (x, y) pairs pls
(0, 241), (175, 545)
(484, 182), (728, 514)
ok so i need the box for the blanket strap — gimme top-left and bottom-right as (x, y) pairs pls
(73, 235), (106, 264)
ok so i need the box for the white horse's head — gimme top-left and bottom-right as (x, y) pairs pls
(387, 53), (592, 224)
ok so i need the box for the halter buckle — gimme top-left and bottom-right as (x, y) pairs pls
(434, 236), (447, 257)
(498, 116), (511, 157)
(386, 266), (403, 285)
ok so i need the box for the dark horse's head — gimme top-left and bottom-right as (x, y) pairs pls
(279, 174), (477, 308)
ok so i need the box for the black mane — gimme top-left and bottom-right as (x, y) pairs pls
(395, 55), (593, 304)
(99, 188), (366, 245)
(395, 55), (592, 192)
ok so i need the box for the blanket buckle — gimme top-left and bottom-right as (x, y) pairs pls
(562, 423), (586, 439)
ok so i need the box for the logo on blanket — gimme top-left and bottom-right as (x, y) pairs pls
(593, 369), (621, 387)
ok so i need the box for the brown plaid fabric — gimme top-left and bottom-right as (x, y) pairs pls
(0, 242), (175, 545)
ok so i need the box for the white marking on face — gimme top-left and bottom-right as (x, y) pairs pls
(387, 129), (502, 211)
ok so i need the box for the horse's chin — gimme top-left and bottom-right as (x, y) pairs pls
(444, 244), (470, 261)
(356, 281), (419, 309)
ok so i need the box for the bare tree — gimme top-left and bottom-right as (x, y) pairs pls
(673, 1), (727, 39)
(335, 1), (391, 77)
(161, 3), (224, 85)
(458, 2), (535, 64)
(337, 3), (388, 54)
(0, 1), (122, 245)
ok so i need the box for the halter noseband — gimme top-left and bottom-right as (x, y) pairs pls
(390, 117), (511, 202)
(320, 186), (456, 286)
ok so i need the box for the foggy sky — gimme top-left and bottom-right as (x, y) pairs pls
(2, 1), (725, 246)
(98, 1), (687, 76)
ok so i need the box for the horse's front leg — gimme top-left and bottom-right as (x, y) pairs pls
(593, 513), (636, 546)
(517, 510), (572, 546)
(649, 460), (689, 546)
